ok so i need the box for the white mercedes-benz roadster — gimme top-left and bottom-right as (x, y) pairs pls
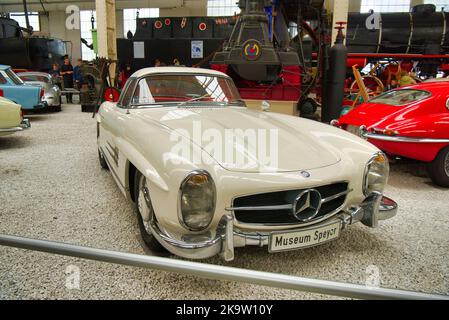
(97, 67), (397, 261)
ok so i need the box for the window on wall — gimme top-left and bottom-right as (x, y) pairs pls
(361, 0), (411, 13)
(80, 10), (96, 61)
(207, 0), (241, 16)
(424, 0), (449, 12)
(123, 8), (159, 38)
(9, 12), (40, 31)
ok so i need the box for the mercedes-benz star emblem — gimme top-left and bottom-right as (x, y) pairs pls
(300, 171), (310, 178)
(292, 189), (322, 222)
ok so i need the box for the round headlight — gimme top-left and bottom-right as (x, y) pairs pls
(179, 170), (216, 231)
(363, 152), (389, 196)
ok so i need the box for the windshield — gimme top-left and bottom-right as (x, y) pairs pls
(19, 74), (50, 83)
(370, 89), (431, 106)
(5, 68), (24, 85)
(130, 74), (243, 106)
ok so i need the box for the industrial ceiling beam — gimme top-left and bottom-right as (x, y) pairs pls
(0, 0), (184, 12)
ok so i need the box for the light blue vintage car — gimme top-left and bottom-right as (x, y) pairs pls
(0, 65), (46, 110)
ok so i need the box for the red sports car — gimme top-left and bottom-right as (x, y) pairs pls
(335, 81), (449, 187)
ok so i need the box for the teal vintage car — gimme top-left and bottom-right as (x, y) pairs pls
(0, 65), (46, 110)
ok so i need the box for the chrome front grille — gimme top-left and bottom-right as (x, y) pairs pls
(228, 182), (350, 225)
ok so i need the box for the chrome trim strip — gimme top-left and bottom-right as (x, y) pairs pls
(225, 204), (293, 211)
(321, 188), (353, 204)
(99, 147), (126, 190)
(364, 132), (449, 143)
(0, 126), (23, 133)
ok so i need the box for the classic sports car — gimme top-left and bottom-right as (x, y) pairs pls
(0, 65), (45, 110)
(0, 96), (30, 136)
(336, 82), (449, 187)
(97, 67), (397, 261)
(17, 72), (61, 111)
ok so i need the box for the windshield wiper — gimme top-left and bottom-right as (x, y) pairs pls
(177, 93), (212, 106)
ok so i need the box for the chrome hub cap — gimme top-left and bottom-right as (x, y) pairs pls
(444, 152), (449, 177)
(138, 176), (153, 233)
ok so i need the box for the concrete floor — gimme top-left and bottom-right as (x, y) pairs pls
(0, 104), (448, 299)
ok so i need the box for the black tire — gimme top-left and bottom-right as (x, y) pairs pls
(427, 146), (449, 187)
(50, 105), (61, 112)
(98, 150), (109, 170)
(134, 170), (167, 253)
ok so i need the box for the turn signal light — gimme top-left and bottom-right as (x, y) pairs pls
(373, 128), (399, 136)
(383, 129), (399, 136)
(40, 89), (44, 99)
(0, 89), (3, 97)
(330, 119), (341, 127)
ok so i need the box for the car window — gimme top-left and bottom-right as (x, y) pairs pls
(119, 78), (137, 107)
(130, 74), (243, 106)
(133, 78), (155, 104)
(19, 74), (49, 83)
(4, 69), (24, 85)
(0, 73), (6, 85)
(369, 89), (431, 106)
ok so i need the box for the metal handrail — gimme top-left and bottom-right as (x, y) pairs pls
(0, 234), (447, 300)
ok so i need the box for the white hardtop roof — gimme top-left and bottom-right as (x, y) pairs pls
(17, 71), (51, 77)
(131, 67), (229, 79)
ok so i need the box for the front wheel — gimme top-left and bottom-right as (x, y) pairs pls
(98, 149), (108, 170)
(134, 170), (168, 253)
(427, 146), (449, 187)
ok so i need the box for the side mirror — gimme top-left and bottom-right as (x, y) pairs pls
(261, 100), (271, 112)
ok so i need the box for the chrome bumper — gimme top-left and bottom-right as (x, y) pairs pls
(363, 132), (449, 143)
(0, 119), (31, 133)
(148, 193), (397, 261)
(33, 102), (47, 110)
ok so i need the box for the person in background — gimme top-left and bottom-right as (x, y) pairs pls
(60, 57), (74, 103)
(154, 58), (162, 67)
(73, 58), (83, 90)
(118, 63), (132, 88)
(399, 71), (416, 87)
(50, 63), (61, 89)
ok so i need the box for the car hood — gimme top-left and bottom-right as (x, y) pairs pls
(136, 106), (341, 173)
(339, 102), (421, 128)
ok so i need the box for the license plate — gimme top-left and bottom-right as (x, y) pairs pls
(268, 221), (341, 253)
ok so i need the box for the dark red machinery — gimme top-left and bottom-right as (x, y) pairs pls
(211, 0), (302, 102)
(115, 1), (449, 121)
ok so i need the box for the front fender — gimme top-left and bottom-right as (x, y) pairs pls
(115, 137), (169, 192)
